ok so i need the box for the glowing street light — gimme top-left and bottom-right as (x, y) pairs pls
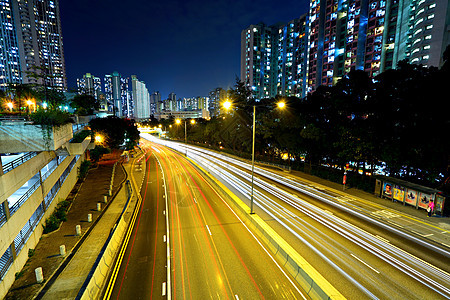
(175, 118), (196, 143)
(223, 100), (232, 110)
(6, 102), (13, 112)
(26, 99), (35, 113)
(95, 134), (103, 144)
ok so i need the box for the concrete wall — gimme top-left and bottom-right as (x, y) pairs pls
(0, 123), (73, 153)
(0, 153), (83, 300)
(67, 136), (92, 156)
(0, 151), (55, 201)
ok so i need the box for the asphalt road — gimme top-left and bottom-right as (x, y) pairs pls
(106, 140), (305, 299)
(148, 139), (450, 300)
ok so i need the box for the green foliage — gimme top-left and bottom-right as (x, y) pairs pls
(30, 109), (73, 126)
(15, 270), (25, 279)
(78, 160), (91, 179)
(89, 116), (139, 149)
(71, 130), (91, 143)
(89, 145), (110, 162)
(28, 248), (35, 258)
(42, 200), (71, 234)
(70, 93), (100, 115)
(36, 88), (67, 110)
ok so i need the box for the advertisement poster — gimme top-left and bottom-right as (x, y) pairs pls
(418, 192), (432, 209)
(382, 182), (393, 199)
(435, 195), (444, 213)
(405, 189), (418, 206)
(393, 185), (405, 202)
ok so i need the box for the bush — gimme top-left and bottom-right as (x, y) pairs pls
(71, 130), (91, 143)
(90, 145), (110, 162)
(28, 248), (35, 258)
(42, 200), (71, 234)
(78, 160), (91, 179)
(30, 109), (73, 127)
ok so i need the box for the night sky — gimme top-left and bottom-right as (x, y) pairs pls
(60, 0), (309, 99)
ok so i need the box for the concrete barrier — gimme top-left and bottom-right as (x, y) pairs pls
(80, 215), (127, 300)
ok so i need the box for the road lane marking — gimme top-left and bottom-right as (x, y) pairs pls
(375, 235), (390, 244)
(154, 153), (172, 300)
(350, 253), (380, 274)
(163, 235), (166, 242)
(206, 225), (212, 235)
(162, 282), (166, 296)
(235, 295), (239, 300)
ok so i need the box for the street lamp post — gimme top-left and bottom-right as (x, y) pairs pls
(223, 100), (285, 215)
(250, 105), (256, 214)
(175, 118), (195, 144)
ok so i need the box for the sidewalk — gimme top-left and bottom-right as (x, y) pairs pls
(283, 167), (450, 249)
(5, 151), (125, 300)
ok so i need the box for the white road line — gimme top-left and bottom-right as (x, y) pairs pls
(235, 295), (239, 300)
(162, 282), (166, 296)
(206, 225), (212, 235)
(163, 235), (166, 242)
(351, 253), (380, 274)
(375, 235), (390, 244)
(155, 154), (171, 300)
(423, 233), (434, 237)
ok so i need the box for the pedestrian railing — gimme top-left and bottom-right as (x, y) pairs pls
(2, 152), (38, 174)
(8, 179), (41, 217)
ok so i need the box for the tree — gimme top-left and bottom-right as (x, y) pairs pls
(6, 83), (36, 112)
(89, 116), (139, 150)
(71, 94), (100, 115)
(36, 87), (67, 109)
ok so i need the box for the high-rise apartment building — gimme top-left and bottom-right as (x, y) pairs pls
(164, 92), (177, 111)
(0, 0), (66, 90)
(241, 17), (310, 99)
(150, 91), (162, 114)
(241, 0), (449, 97)
(104, 72), (131, 117)
(76, 73), (101, 99)
(394, 0), (449, 67)
(275, 16), (309, 97)
(208, 87), (228, 117)
(131, 75), (150, 120)
(240, 23), (276, 100)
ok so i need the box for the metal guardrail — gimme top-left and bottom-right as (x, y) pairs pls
(256, 159), (291, 171)
(2, 152), (38, 174)
(0, 249), (13, 280)
(8, 180), (41, 217)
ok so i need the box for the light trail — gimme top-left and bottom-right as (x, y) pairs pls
(142, 134), (450, 299)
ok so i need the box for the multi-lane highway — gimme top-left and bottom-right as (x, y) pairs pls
(104, 139), (305, 299)
(147, 135), (450, 300)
